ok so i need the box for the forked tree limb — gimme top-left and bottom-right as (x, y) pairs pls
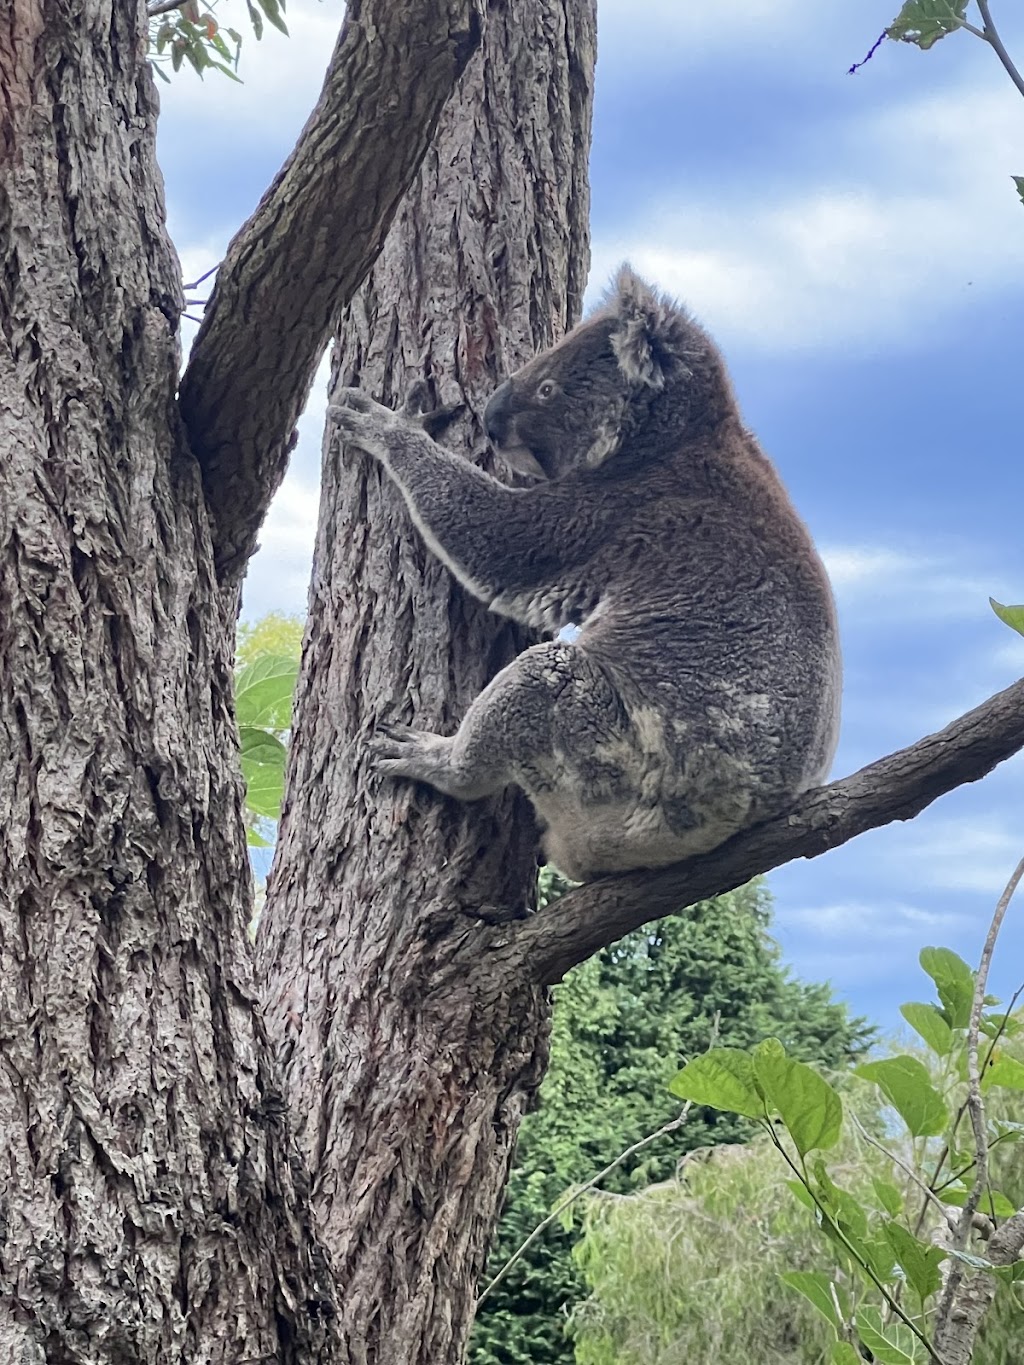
(177, 0), (481, 580)
(510, 676), (1024, 985)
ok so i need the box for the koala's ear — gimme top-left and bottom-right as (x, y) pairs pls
(606, 264), (678, 390)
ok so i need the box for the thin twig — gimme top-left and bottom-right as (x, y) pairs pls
(477, 1012), (721, 1308)
(771, 1133), (948, 1365)
(934, 855), (1024, 1358)
(848, 31), (887, 75)
(976, 0), (1024, 101)
(851, 1115), (956, 1232)
(183, 264), (219, 291)
(148, 0), (190, 16)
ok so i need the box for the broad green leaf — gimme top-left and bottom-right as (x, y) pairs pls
(753, 1038), (843, 1156)
(887, 0), (969, 49)
(669, 1047), (764, 1118)
(1014, 177), (1024, 207)
(900, 1001), (953, 1056)
(919, 946), (974, 1028)
(779, 1271), (844, 1333)
(982, 1053), (1024, 1093)
(939, 1185), (1018, 1219)
(239, 726), (287, 818)
(854, 1306), (921, 1363)
(785, 1178), (817, 1211)
(991, 598), (1024, 637)
(883, 1220), (944, 1299)
(855, 1056), (947, 1137)
(813, 1160), (869, 1240)
(235, 654), (299, 729)
(831, 1346), (861, 1365)
(872, 1177), (904, 1218)
(245, 822), (271, 849)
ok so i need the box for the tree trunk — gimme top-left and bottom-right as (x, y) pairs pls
(0, 6), (338, 1359)
(257, 1), (597, 1359)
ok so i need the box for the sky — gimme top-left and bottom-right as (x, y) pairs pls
(157, 0), (1024, 1037)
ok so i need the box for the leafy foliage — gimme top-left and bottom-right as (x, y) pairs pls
(234, 614), (303, 846)
(147, 0), (288, 84)
(886, 0), (970, 50)
(469, 876), (871, 1364)
(571, 945), (1024, 1365)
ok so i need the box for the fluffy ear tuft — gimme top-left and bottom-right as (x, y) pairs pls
(604, 264), (689, 389)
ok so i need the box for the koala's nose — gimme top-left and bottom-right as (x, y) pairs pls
(483, 380), (512, 445)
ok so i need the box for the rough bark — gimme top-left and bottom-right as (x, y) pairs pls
(256, 1), (597, 1360)
(0, 3), (338, 1359)
(934, 1209), (1024, 1365)
(178, 0), (482, 581)
(509, 673), (1024, 983)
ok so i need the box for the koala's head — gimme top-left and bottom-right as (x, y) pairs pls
(483, 266), (730, 481)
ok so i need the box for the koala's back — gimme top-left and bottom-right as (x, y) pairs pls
(516, 419), (840, 882)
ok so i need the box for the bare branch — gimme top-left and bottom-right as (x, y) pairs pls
(976, 0), (1024, 101)
(147, 0), (189, 15)
(504, 675), (1024, 985)
(934, 854), (1024, 1363)
(177, 0), (482, 579)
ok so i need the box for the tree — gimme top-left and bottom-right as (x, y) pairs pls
(470, 877), (871, 1365)
(3, 2), (1024, 1362)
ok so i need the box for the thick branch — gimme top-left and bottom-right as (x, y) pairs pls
(509, 676), (1024, 984)
(177, 0), (481, 579)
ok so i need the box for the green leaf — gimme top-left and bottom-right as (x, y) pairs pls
(939, 1185), (1018, 1219)
(1013, 177), (1024, 208)
(919, 946), (974, 1028)
(753, 1038), (843, 1156)
(900, 1001), (953, 1056)
(991, 598), (1024, 636)
(887, 0), (969, 49)
(785, 1178), (817, 1211)
(831, 1346), (862, 1365)
(854, 1306), (922, 1363)
(883, 1220), (944, 1299)
(235, 654), (299, 729)
(855, 1056), (947, 1137)
(256, 0), (289, 35)
(779, 1270), (844, 1333)
(246, 824), (272, 848)
(982, 1053), (1024, 1093)
(668, 1047), (764, 1119)
(239, 726), (287, 819)
(872, 1177), (904, 1218)
(946, 1247), (996, 1270)
(246, 0), (264, 39)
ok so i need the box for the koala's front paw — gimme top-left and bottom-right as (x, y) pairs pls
(328, 390), (399, 462)
(367, 723), (454, 789)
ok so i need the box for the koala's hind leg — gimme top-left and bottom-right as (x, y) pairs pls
(368, 641), (627, 803)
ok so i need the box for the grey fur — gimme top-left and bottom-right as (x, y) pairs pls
(329, 266), (841, 882)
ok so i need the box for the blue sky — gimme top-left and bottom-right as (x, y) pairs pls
(158, 1), (1024, 1036)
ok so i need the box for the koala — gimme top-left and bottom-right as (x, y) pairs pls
(328, 267), (840, 882)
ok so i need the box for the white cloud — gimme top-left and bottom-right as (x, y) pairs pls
(588, 82), (1024, 352)
(819, 542), (1003, 624)
(777, 899), (968, 942)
(893, 816), (1024, 896)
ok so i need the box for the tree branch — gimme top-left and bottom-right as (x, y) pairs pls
(177, 0), (482, 580)
(508, 675), (1024, 985)
(976, 0), (1024, 101)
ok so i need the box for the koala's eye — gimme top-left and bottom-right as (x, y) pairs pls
(537, 379), (557, 401)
